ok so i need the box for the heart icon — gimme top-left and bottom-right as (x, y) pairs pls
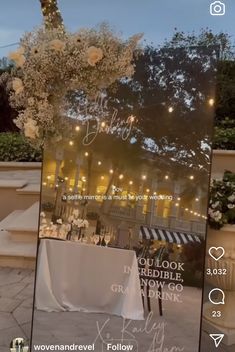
(209, 247), (225, 261)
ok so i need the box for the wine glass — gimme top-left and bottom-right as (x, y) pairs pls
(100, 230), (104, 246)
(94, 235), (100, 245)
(104, 234), (111, 247)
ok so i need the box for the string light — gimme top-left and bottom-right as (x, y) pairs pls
(101, 121), (106, 128)
(119, 174), (124, 180)
(177, 197), (181, 201)
(75, 126), (80, 132)
(128, 115), (135, 123)
(47, 175), (51, 180)
(189, 175), (194, 180)
(146, 188), (150, 193)
(98, 161), (102, 166)
(129, 180), (133, 185)
(109, 169), (114, 174)
(165, 175), (169, 180)
(101, 175), (104, 180)
(175, 203), (179, 207)
(85, 152), (89, 157)
(64, 177), (68, 181)
(43, 182), (47, 186)
(208, 98), (215, 107)
(195, 198), (199, 202)
(69, 140), (74, 146)
(168, 107), (174, 113)
(142, 175), (147, 180)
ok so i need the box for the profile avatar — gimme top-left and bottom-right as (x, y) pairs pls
(10, 337), (29, 352)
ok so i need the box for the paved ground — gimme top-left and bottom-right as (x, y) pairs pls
(32, 286), (202, 352)
(1, 268), (234, 352)
(0, 268), (35, 352)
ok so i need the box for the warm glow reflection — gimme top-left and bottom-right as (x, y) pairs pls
(209, 98), (215, 106)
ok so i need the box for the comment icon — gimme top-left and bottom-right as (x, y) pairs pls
(208, 288), (225, 305)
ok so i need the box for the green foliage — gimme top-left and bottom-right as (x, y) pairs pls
(41, 202), (54, 212)
(213, 117), (235, 150)
(0, 133), (42, 162)
(213, 126), (235, 149)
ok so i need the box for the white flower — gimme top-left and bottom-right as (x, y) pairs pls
(41, 218), (47, 225)
(49, 39), (65, 52)
(24, 118), (39, 139)
(40, 211), (46, 217)
(73, 34), (82, 44)
(87, 46), (103, 66)
(228, 204), (235, 209)
(8, 47), (25, 67)
(31, 46), (40, 55)
(211, 201), (220, 209)
(211, 210), (222, 222)
(56, 218), (63, 224)
(228, 194), (235, 202)
(12, 78), (24, 95)
(68, 215), (74, 223)
(72, 209), (79, 218)
(27, 97), (35, 106)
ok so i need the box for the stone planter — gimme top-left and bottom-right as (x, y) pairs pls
(0, 161), (41, 171)
(203, 225), (235, 345)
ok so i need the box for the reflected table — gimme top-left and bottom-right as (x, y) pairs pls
(35, 239), (144, 320)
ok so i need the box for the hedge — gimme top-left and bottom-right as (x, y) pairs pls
(0, 133), (42, 162)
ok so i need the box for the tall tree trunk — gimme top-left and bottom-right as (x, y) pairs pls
(39, 0), (64, 31)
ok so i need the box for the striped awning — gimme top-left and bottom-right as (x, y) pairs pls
(139, 226), (202, 244)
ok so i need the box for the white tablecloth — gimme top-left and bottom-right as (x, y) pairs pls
(35, 239), (144, 320)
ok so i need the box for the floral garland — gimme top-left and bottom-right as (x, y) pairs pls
(40, 209), (89, 239)
(8, 24), (142, 145)
(208, 172), (235, 229)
